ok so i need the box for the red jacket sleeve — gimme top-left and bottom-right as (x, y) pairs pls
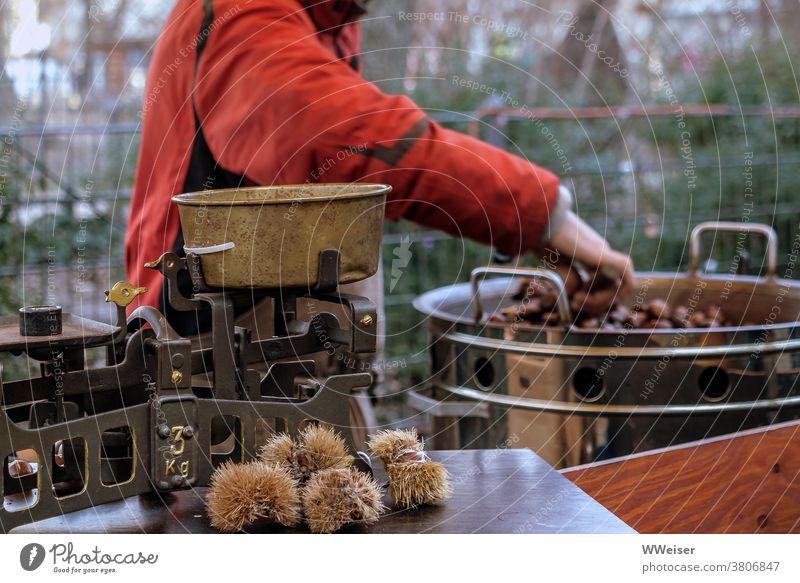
(195, 0), (560, 255)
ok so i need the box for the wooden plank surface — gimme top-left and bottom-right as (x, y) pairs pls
(562, 420), (800, 534)
(11, 449), (634, 534)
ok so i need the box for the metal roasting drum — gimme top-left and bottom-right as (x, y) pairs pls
(172, 183), (390, 288)
(412, 222), (800, 467)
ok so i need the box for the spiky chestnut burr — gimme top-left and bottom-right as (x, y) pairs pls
(367, 428), (452, 508)
(300, 424), (354, 472)
(302, 467), (384, 533)
(258, 433), (295, 469)
(259, 424), (353, 482)
(366, 428), (423, 464)
(206, 461), (301, 532)
(384, 454), (452, 508)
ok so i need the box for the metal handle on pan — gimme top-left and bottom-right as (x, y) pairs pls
(184, 242), (236, 255)
(470, 266), (573, 324)
(436, 382), (800, 417)
(688, 221), (777, 279)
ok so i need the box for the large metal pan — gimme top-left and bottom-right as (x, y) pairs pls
(413, 222), (800, 465)
(172, 183), (390, 289)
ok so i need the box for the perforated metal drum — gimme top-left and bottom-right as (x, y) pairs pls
(412, 222), (800, 467)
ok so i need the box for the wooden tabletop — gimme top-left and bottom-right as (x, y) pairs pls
(12, 449), (635, 534)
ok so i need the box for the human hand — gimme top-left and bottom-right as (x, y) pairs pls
(570, 248), (635, 316)
(544, 210), (635, 316)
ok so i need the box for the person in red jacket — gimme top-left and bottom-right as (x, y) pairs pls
(125, 0), (634, 333)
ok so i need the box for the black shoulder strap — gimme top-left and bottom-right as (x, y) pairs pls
(165, 0), (244, 335)
(182, 0), (245, 194)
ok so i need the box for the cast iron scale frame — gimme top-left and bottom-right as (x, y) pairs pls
(0, 249), (377, 532)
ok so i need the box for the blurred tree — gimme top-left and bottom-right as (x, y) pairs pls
(0, 1), (16, 120)
(361, 0), (631, 109)
(550, 0), (627, 106)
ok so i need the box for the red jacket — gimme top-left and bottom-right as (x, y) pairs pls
(125, 0), (560, 311)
